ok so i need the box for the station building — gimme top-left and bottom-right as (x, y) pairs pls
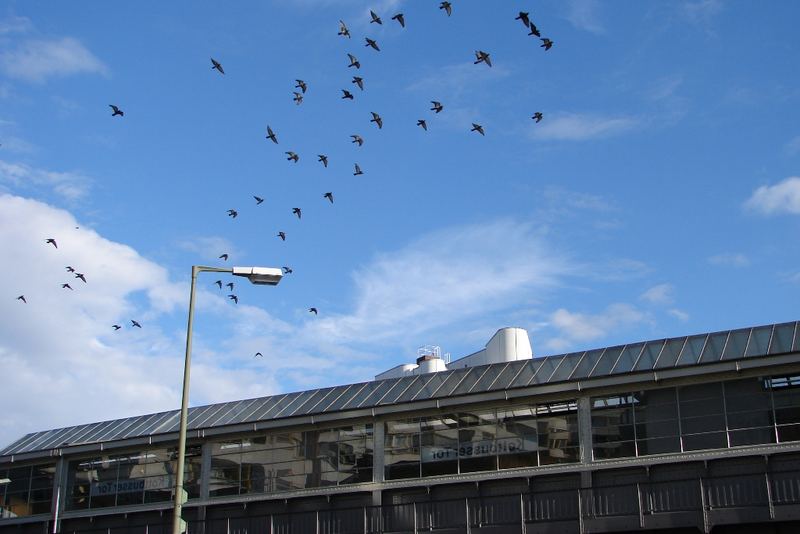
(2, 321), (800, 533)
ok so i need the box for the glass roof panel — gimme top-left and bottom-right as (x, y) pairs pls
(655, 337), (687, 368)
(451, 367), (489, 396)
(699, 331), (729, 363)
(769, 322), (795, 354)
(433, 367), (474, 398)
(470, 363), (508, 392)
(317, 385), (357, 412)
(548, 353), (583, 383)
(744, 325), (773, 357)
(273, 390), (318, 418)
(487, 360), (530, 391)
(36, 427), (74, 450)
(530, 355), (564, 385)
(396, 375), (436, 403)
(721, 328), (750, 360)
(356, 380), (396, 407)
(611, 343), (644, 374)
(676, 334), (707, 366)
(508, 359), (544, 387)
(296, 387), (338, 415)
(634, 340), (666, 371)
(242, 395), (284, 423)
(261, 392), (303, 419)
(412, 372), (449, 400)
(339, 383), (380, 411)
(589, 347), (622, 377)
(378, 376), (420, 405)
(570, 350), (602, 379)
(192, 402), (232, 428)
(793, 322), (800, 352)
(213, 398), (260, 426)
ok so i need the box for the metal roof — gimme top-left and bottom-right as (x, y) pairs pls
(3, 320), (799, 457)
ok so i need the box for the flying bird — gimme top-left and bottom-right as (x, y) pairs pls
(365, 37), (380, 51)
(474, 50), (492, 67)
(540, 38), (553, 50)
(228, 294), (238, 304)
(353, 163), (363, 176)
(226, 282), (234, 290)
(528, 22), (541, 38)
(347, 53), (360, 69)
(351, 134), (364, 146)
(471, 123), (485, 135)
(439, 2), (452, 16)
(112, 324), (121, 331)
(352, 76), (364, 90)
(341, 89), (354, 100)
(282, 266), (293, 274)
(254, 352), (263, 358)
(266, 125), (278, 144)
(211, 57), (224, 74)
(227, 209), (238, 218)
(75, 273), (87, 283)
(292, 207), (302, 219)
(66, 266), (75, 272)
(532, 112), (543, 123)
(370, 112), (383, 129)
(16, 295), (26, 303)
(46, 238), (57, 248)
(277, 231), (286, 241)
(109, 105), (124, 117)
(254, 195), (264, 204)
(295, 79), (307, 93)
(324, 192), (334, 204)
(515, 11), (530, 28)
(215, 280), (222, 289)
(318, 154), (328, 167)
(308, 307), (318, 315)
(219, 254), (229, 261)
(293, 92), (303, 105)
(369, 10), (382, 24)
(430, 101), (443, 113)
(338, 20), (350, 38)
(62, 283), (73, 290)
(392, 13), (405, 27)
(286, 151), (299, 162)
(417, 119), (427, 130)
(131, 320), (142, 328)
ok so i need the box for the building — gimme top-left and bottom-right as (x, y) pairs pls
(2, 321), (800, 534)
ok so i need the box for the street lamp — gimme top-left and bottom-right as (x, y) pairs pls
(172, 265), (282, 534)
(0, 478), (9, 485)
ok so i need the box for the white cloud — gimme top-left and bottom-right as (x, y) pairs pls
(668, 308), (690, 322)
(0, 15), (32, 35)
(683, 0), (723, 23)
(545, 303), (647, 351)
(407, 62), (511, 101)
(745, 177), (800, 215)
(0, 159), (90, 200)
(563, 0), (605, 34)
(707, 253), (750, 268)
(0, 36), (107, 83)
(0, 135), (36, 153)
(530, 113), (638, 141)
(640, 283), (674, 305)
(177, 236), (239, 263)
(786, 136), (800, 156)
(542, 187), (615, 212)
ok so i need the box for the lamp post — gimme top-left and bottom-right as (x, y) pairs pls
(172, 265), (282, 534)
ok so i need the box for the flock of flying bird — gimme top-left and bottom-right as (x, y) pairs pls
(17, 4), (554, 340)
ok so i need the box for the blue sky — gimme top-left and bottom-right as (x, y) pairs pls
(1, 0), (799, 448)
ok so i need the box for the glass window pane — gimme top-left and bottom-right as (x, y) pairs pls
(676, 335), (707, 366)
(721, 328), (750, 360)
(682, 432), (727, 451)
(389, 376), (426, 404)
(530, 356), (564, 384)
(451, 368), (485, 396)
(433, 368), (472, 398)
(549, 353), (584, 382)
(509, 359), (544, 387)
(769, 323), (795, 354)
(655, 338), (686, 369)
(593, 441), (635, 460)
(635, 340), (666, 371)
(590, 347), (623, 377)
(794, 322), (800, 352)
(412, 372), (448, 400)
(488, 360), (530, 391)
(611, 343), (644, 374)
(699, 332), (729, 363)
(571, 349), (604, 379)
(745, 326), (773, 357)
(471, 363), (507, 392)
(637, 436), (680, 455)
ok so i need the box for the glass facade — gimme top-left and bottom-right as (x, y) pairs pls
(0, 463), (55, 518)
(385, 401), (579, 480)
(591, 375), (800, 460)
(66, 446), (201, 510)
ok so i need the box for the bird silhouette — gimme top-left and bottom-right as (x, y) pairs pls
(254, 195), (264, 204)
(352, 76), (364, 90)
(353, 163), (363, 176)
(515, 11), (531, 28)
(541, 38), (553, 50)
(338, 20), (351, 38)
(370, 112), (383, 129)
(532, 112), (543, 123)
(341, 89), (354, 100)
(324, 192), (334, 204)
(282, 266), (293, 274)
(46, 238), (57, 248)
(16, 295), (26, 303)
(417, 119), (427, 130)
(318, 154), (328, 167)
(215, 280), (222, 289)
(131, 319), (142, 328)
(293, 91), (303, 105)
(365, 37), (380, 51)
(392, 13), (405, 27)
(266, 125), (278, 144)
(62, 283), (73, 290)
(286, 151), (299, 162)
(226, 282), (234, 290)
(227, 209), (238, 218)
(66, 266), (75, 272)
(228, 294), (238, 304)
(277, 231), (286, 241)
(471, 123), (485, 135)
(219, 254), (229, 261)
(308, 307), (318, 315)
(474, 50), (492, 67)
(351, 134), (364, 146)
(430, 101), (444, 113)
(211, 57), (224, 74)
(295, 79), (307, 93)
(439, 2), (452, 16)
(528, 22), (541, 37)
(112, 324), (121, 330)
(254, 352), (263, 358)
(75, 273), (87, 283)
(347, 54), (360, 69)
(292, 207), (302, 219)
(370, 10), (382, 24)
(109, 105), (124, 117)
